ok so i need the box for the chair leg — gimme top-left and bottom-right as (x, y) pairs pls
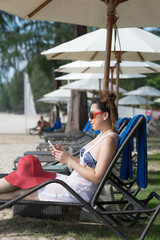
(85, 206), (128, 240)
(139, 205), (160, 240)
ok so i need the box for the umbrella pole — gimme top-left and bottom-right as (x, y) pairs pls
(104, 0), (118, 91)
(146, 96), (149, 116)
(99, 78), (102, 95)
(133, 106), (135, 117)
(115, 51), (122, 106)
(110, 67), (114, 92)
(104, 16), (113, 91)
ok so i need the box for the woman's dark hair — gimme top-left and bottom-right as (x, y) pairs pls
(92, 90), (118, 130)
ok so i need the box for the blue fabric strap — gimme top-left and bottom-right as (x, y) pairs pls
(119, 114), (148, 188)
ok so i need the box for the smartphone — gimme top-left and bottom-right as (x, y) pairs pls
(48, 140), (56, 150)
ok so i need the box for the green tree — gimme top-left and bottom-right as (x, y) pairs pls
(7, 71), (24, 113)
(0, 83), (10, 111)
(0, 11), (73, 112)
(119, 77), (147, 92)
(147, 73), (160, 89)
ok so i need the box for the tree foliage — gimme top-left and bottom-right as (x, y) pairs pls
(0, 11), (73, 113)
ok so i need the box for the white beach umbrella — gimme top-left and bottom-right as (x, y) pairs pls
(41, 27), (160, 103)
(55, 72), (146, 81)
(41, 28), (160, 62)
(119, 95), (153, 116)
(119, 95), (153, 105)
(0, 1), (159, 29)
(37, 96), (93, 106)
(124, 86), (160, 112)
(61, 78), (126, 93)
(124, 86), (160, 97)
(56, 60), (160, 75)
(44, 88), (93, 99)
(154, 98), (160, 103)
(1, 1), (160, 93)
(37, 96), (70, 104)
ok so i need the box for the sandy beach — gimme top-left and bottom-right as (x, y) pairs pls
(0, 113), (41, 134)
(0, 113), (45, 172)
(0, 134), (44, 173)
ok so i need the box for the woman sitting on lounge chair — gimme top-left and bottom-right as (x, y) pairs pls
(0, 90), (119, 203)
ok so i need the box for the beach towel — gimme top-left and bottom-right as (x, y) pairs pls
(54, 117), (62, 130)
(119, 114), (148, 188)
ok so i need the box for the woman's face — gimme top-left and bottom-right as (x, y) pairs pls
(89, 103), (104, 130)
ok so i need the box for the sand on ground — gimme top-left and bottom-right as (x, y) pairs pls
(0, 113), (47, 172)
(0, 134), (44, 173)
(0, 113), (42, 134)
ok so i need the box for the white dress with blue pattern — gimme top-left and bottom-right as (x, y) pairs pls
(38, 132), (118, 202)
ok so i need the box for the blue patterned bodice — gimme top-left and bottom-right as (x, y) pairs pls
(80, 131), (119, 169)
(80, 147), (97, 169)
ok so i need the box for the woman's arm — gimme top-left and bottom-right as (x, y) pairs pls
(50, 144), (80, 164)
(52, 136), (119, 185)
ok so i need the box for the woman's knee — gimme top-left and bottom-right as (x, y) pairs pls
(0, 178), (19, 193)
(23, 190), (40, 201)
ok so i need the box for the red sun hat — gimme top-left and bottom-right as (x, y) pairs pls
(4, 155), (56, 189)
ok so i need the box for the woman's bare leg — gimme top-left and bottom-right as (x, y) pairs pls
(0, 178), (40, 201)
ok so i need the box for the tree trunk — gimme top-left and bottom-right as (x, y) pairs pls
(65, 90), (88, 132)
(53, 69), (61, 121)
(72, 25), (87, 37)
(49, 69), (61, 124)
(65, 25), (88, 132)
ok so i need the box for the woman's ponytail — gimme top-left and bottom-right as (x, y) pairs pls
(100, 90), (118, 130)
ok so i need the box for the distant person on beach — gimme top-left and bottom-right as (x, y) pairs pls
(30, 116), (54, 135)
(0, 90), (119, 204)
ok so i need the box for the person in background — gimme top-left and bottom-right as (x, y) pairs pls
(39, 116), (52, 131)
(31, 115), (53, 135)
